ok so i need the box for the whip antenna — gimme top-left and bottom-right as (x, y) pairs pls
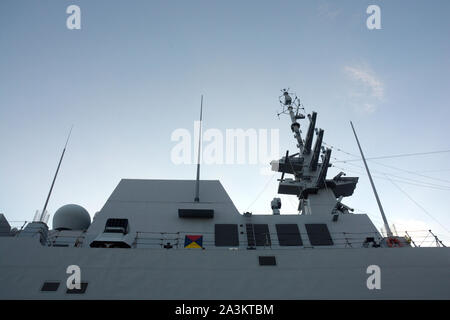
(194, 96), (203, 202)
(39, 126), (73, 222)
(350, 121), (393, 237)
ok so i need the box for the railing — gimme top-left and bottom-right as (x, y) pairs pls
(1, 221), (447, 249)
(133, 231), (181, 248)
(3, 220), (29, 232)
(132, 230), (447, 249)
(47, 233), (86, 247)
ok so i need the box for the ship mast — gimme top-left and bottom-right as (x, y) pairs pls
(272, 89), (358, 216)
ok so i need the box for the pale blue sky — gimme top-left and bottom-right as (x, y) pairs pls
(1, 0), (450, 244)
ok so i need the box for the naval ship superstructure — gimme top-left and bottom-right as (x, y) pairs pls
(0, 91), (449, 299)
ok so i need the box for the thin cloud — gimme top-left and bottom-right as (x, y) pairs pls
(344, 64), (385, 113)
(344, 65), (384, 99)
(317, 3), (342, 19)
(363, 103), (376, 113)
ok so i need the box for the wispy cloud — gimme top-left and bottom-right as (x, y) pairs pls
(317, 3), (342, 19)
(345, 65), (384, 99)
(344, 64), (385, 113)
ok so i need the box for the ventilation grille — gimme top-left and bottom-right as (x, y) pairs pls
(104, 218), (128, 234)
(259, 256), (276, 266)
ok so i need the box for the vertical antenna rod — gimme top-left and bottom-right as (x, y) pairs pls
(39, 126), (73, 221)
(350, 121), (393, 237)
(194, 95), (203, 202)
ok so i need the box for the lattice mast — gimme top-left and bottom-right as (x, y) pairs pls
(272, 89), (358, 215)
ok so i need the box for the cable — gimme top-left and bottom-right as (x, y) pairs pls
(419, 168), (450, 173)
(383, 174), (450, 234)
(325, 141), (450, 185)
(333, 164), (450, 191)
(369, 160), (450, 185)
(334, 149), (450, 163)
(244, 173), (276, 212)
(334, 160), (450, 190)
(325, 142), (450, 189)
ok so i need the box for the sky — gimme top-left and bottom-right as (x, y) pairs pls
(1, 0), (450, 245)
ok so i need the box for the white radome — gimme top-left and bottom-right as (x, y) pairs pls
(52, 204), (91, 231)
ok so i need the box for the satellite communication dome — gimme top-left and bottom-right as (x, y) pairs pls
(52, 204), (91, 231)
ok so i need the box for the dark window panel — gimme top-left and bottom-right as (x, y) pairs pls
(305, 224), (334, 246)
(276, 224), (303, 246)
(253, 224), (271, 246)
(215, 224), (239, 247)
(246, 224), (271, 247)
(246, 224), (255, 247)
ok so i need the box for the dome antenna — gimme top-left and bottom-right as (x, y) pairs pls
(38, 125), (73, 222)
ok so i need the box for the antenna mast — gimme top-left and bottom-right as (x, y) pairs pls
(39, 126), (73, 222)
(350, 121), (393, 237)
(280, 89), (305, 153)
(194, 95), (203, 202)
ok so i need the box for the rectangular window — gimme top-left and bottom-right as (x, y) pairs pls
(305, 224), (334, 246)
(215, 224), (239, 247)
(276, 224), (303, 246)
(246, 224), (271, 247)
